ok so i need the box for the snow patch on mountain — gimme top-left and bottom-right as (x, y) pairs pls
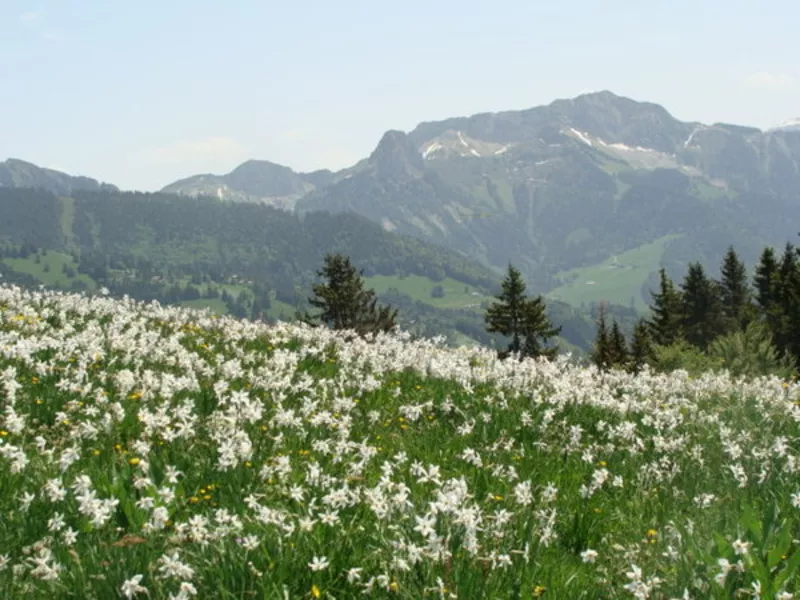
(419, 130), (507, 160)
(568, 128), (594, 147)
(609, 142), (657, 154)
(561, 126), (709, 175)
(422, 142), (443, 159)
(684, 126), (705, 148)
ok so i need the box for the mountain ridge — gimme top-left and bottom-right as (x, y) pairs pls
(6, 90), (800, 312)
(0, 158), (118, 196)
(294, 90), (800, 302)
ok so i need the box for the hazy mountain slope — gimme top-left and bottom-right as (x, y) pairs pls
(0, 158), (118, 196)
(297, 91), (800, 299)
(11, 90), (800, 312)
(161, 159), (337, 209)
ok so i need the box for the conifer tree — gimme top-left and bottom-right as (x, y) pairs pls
(628, 318), (655, 374)
(680, 262), (726, 350)
(754, 246), (785, 349)
(754, 246), (780, 313)
(486, 264), (560, 360)
(647, 268), (683, 346)
(520, 295), (561, 360)
(719, 246), (754, 331)
(776, 243), (800, 360)
(485, 264), (528, 357)
(590, 303), (612, 370)
(609, 319), (629, 368)
(305, 253), (397, 336)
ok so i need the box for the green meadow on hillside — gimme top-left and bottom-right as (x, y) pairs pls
(1, 284), (799, 599)
(3, 251), (95, 291)
(546, 235), (681, 311)
(364, 275), (487, 309)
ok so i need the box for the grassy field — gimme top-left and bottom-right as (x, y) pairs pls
(546, 235), (682, 311)
(2, 251), (95, 290)
(365, 275), (486, 309)
(178, 298), (229, 314)
(180, 297), (297, 322)
(1, 284), (799, 598)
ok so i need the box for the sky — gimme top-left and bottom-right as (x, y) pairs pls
(1, 0), (799, 191)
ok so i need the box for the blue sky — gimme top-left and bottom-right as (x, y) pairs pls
(1, 0), (798, 191)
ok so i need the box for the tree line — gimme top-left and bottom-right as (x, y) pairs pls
(590, 241), (800, 378)
(309, 240), (800, 382)
(304, 254), (561, 359)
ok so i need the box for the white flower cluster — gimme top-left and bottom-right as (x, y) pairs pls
(0, 284), (798, 598)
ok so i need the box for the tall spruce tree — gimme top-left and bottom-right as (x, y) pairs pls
(754, 246), (785, 349)
(520, 295), (561, 360)
(680, 262), (726, 350)
(628, 318), (655, 374)
(719, 246), (753, 331)
(485, 264), (528, 357)
(776, 243), (800, 360)
(590, 303), (612, 370)
(608, 319), (629, 368)
(647, 268), (684, 346)
(754, 246), (780, 313)
(305, 253), (397, 336)
(486, 264), (560, 360)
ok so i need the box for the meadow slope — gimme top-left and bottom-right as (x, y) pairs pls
(1, 285), (799, 598)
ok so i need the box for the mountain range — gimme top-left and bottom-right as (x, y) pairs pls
(3, 90), (799, 311)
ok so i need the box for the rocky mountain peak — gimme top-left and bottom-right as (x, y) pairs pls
(225, 160), (310, 197)
(369, 130), (425, 179)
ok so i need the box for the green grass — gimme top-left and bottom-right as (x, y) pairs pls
(179, 298), (229, 314)
(365, 275), (486, 309)
(546, 235), (682, 311)
(266, 298), (298, 320)
(1, 286), (799, 598)
(3, 252), (95, 290)
(181, 297), (297, 321)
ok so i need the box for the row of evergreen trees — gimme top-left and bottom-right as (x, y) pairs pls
(592, 242), (800, 376)
(303, 242), (800, 380)
(301, 254), (563, 360)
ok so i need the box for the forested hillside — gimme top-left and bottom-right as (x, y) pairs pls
(0, 187), (618, 352)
